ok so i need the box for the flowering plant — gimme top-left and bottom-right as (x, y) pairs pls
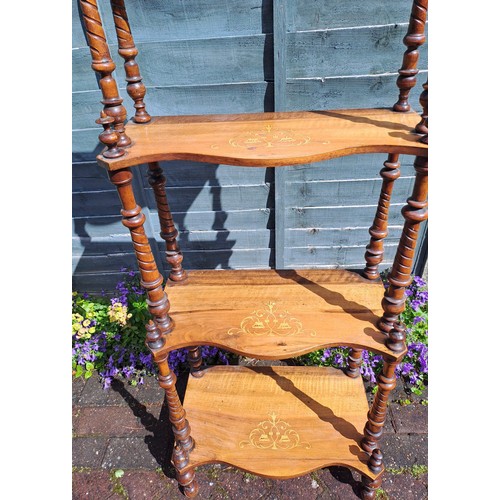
(73, 269), (428, 394)
(297, 274), (428, 395)
(72, 269), (234, 388)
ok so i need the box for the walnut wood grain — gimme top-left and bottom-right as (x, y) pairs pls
(393, 0), (428, 112)
(362, 154), (401, 280)
(79, 0), (130, 148)
(96, 108), (428, 170)
(147, 162), (187, 284)
(155, 269), (406, 362)
(108, 168), (173, 335)
(378, 156), (428, 334)
(362, 357), (398, 453)
(109, 0), (151, 123)
(178, 365), (382, 481)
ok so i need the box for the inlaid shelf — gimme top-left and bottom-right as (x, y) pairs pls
(96, 108), (427, 170)
(161, 269), (403, 361)
(79, 0), (429, 497)
(180, 365), (380, 480)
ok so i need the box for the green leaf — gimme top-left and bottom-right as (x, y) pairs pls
(84, 370), (92, 379)
(74, 365), (84, 378)
(85, 362), (94, 371)
(114, 469), (124, 478)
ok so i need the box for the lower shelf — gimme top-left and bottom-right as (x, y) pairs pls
(179, 365), (380, 481)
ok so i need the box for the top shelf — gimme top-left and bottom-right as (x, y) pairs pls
(97, 108), (428, 170)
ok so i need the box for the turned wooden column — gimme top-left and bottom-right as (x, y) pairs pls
(108, 168), (173, 334)
(147, 162), (188, 284)
(393, 0), (428, 112)
(109, 0), (151, 123)
(361, 358), (398, 453)
(416, 80), (428, 144)
(362, 154), (401, 280)
(79, 0), (130, 148)
(146, 322), (198, 498)
(378, 156), (428, 334)
(361, 450), (384, 500)
(346, 348), (363, 378)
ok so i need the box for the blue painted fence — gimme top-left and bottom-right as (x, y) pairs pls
(72, 0), (428, 291)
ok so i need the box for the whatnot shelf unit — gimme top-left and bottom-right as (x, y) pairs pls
(78, 0), (428, 498)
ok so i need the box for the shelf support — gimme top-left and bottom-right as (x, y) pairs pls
(378, 156), (428, 334)
(109, 0), (151, 123)
(361, 449), (384, 499)
(362, 154), (401, 280)
(108, 168), (173, 334)
(147, 162), (188, 284)
(79, 0), (131, 148)
(361, 357), (398, 453)
(416, 80), (428, 144)
(393, 0), (428, 112)
(346, 348), (363, 379)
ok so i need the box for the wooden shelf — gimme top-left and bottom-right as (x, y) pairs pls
(159, 269), (402, 361)
(179, 365), (380, 480)
(97, 108), (428, 170)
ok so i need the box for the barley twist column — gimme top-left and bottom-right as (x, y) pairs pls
(108, 168), (173, 334)
(346, 349), (363, 379)
(146, 321), (198, 497)
(361, 358), (398, 453)
(147, 162), (188, 283)
(393, 0), (428, 112)
(378, 156), (428, 334)
(363, 154), (401, 280)
(361, 449), (384, 500)
(110, 0), (151, 123)
(79, 0), (131, 148)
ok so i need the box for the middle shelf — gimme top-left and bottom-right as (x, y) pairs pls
(158, 269), (401, 360)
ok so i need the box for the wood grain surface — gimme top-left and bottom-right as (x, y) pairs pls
(97, 108), (428, 170)
(158, 269), (405, 360)
(180, 365), (380, 480)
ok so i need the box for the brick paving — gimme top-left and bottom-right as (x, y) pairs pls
(72, 373), (428, 499)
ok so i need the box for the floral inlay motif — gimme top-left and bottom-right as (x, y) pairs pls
(228, 124), (311, 149)
(227, 302), (316, 337)
(239, 412), (311, 450)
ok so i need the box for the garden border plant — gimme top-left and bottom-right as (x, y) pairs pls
(72, 268), (428, 394)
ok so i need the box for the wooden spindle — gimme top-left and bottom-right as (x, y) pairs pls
(187, 346), (204, 378)
(363, 154), (401, 280)
(172, 446), (199, 498)
(156, 352), (195, 455)
(79, 0), (131, 147)
(393, 0), (428, 112)
(361, 357), (398, 453)
(147, 162), (188, 284)
(378, 156), (428, 334)
(108, 168), (173, 334)
(361, 449), (384, 500)
(385, 321), (406, 353)
(96, 112), (124, 159)
(346, 348), (363, 378)
(416, 80), (428, 144)
(109, 0), (151, 123)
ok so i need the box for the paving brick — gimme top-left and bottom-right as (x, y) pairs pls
(314, 467), (362, 499)
(73, 405), (163, 437)
(101, 436), (168, 470)
(382, 471), (428, 499)
(119, 470), (176, 499)
(389, 403), (428, 434)
(379, 434), (428, 469)
(72, 437), (108, 468)
(215, 468), (278, 499)
(72, 470), (120, 499)
(72, 377), (87, 405)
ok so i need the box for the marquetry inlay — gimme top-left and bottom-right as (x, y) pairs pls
(228, 124), (311, 149)
(239, 412), (311, 450)
(228, 302), (316, 337)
